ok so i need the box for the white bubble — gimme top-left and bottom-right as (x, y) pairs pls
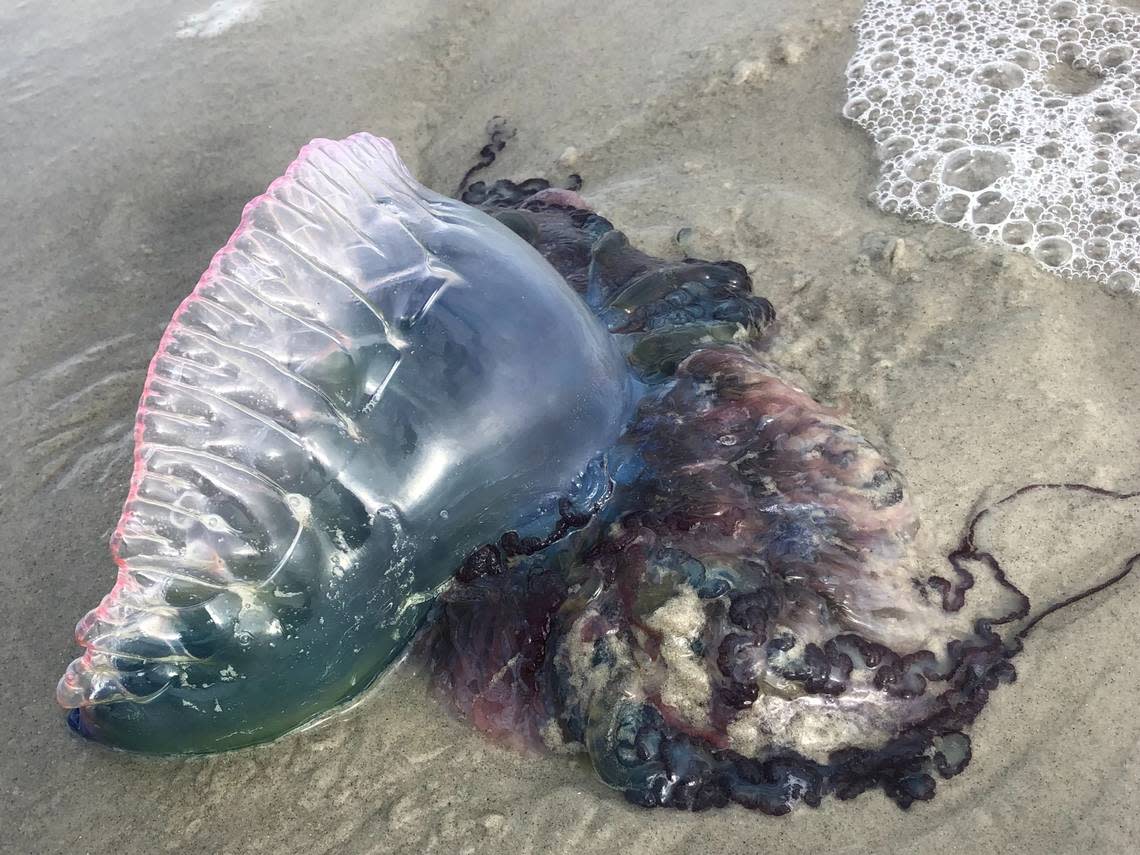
(1049, 2), (1079, 22)
(916, 181), (941, 206)
(1010, 49), (1042, 71)
(892, 179), (915, 197)
(1086, 103), (1138, 134)
(1003, 220), (1034, 244)
(972, 190), (1014, 224)
(973, 60), (1025, 89)
(935, 193), (971, 223)
(1034, 236), (1075, 266)
(905, 151), (941, 180)
(872, 52), (900, 71)
(1107, 270), (1136, 290)
(880, 135), (916, 158)
(1085, 237), (1112, 259)
(942, 147), (1012, 190)
(1099, 45), (1134, 67)
(1090, 174), (1122, 195)
(843, 96), (873, 119)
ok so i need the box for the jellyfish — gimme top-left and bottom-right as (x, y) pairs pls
(58, 135), (1137, 815)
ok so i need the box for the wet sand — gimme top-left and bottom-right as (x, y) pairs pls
(1, 1), (1137, 852)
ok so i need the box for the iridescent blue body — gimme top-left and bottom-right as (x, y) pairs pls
(58, 137), (637, 752)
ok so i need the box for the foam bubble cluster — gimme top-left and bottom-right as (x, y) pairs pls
(846, 0), (1140, 292)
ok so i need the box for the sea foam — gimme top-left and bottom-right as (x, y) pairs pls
(846, 0), (1140, 292)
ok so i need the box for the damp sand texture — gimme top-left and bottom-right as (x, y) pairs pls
(1, 1), (1138, 854)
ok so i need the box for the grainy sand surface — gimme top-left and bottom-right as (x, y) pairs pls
(1, 1), (1137, 852)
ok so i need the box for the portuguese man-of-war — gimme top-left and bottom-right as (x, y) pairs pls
(59, 133), (1139, 814)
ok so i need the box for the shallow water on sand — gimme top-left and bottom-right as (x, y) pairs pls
(1, 1), (1137, 853)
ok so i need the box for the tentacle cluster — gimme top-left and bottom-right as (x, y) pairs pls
(425, 178), (1031, 813)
